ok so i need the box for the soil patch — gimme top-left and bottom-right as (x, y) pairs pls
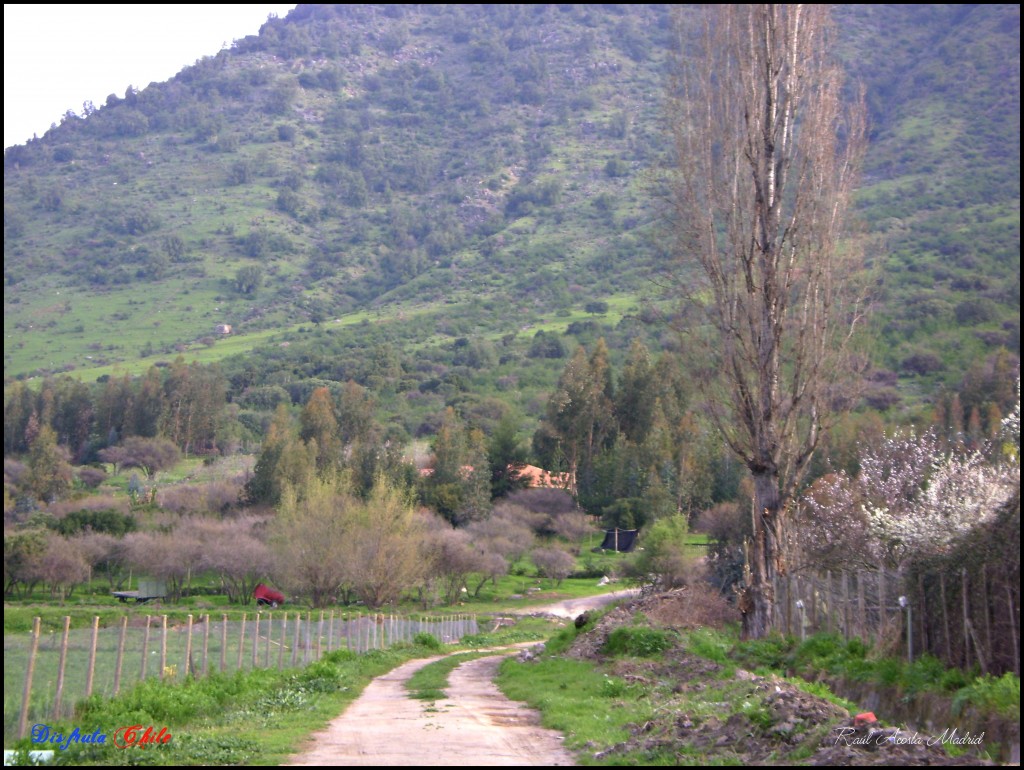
(287, 652), (573, 766)
(560, 587), (993, 766)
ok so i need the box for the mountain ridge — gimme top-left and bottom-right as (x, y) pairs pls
(4, 4), (1019, 423)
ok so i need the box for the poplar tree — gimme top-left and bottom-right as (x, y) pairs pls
(666, 4), (867, 637)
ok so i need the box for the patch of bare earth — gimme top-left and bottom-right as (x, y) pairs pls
(287, 653), (574, 766)
(561, 586), (993, 766)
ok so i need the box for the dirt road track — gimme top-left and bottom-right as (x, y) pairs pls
(287, 652), (574, 766)
(287, 591), (640, 766)
(512, 588), (639, 619)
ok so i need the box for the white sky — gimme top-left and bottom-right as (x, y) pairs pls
(4, 4), (297, 149)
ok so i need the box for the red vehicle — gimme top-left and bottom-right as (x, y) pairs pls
(253, 583), (285, 608)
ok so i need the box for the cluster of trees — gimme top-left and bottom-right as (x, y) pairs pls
(5, 361), (227, 463)
(4, 362), (227, 507)
(271, 472), (591, 608)
(796, 388), (1020, 574)
(245, 385), (521, 529)
(4, 511), (272, 604)
(533, 339), (729, 529)
(3, 466), (592, 609)
(244, 383), (413, 506)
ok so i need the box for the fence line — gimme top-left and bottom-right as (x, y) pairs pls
(7, 611), (478, 740)
(772, 566), (1020, 675)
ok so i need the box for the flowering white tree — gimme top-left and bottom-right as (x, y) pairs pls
(799, 412), (1019, 571)
(1000, 379), (1020, 463)
(865, 442), (1015, 563)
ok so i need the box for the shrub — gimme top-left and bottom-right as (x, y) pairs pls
(952, 673), (1020, 720)
(413, 632), (442, 650)
(603, 627), (673, 657)
(733, 634), (793, 671)
(632, 514), (695, 588)
(532, 547), (575, 585)
(51, 508), (136, 537)
(76, 466), (108, 489)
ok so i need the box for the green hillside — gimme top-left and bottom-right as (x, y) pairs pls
(4, 4), (1020, 421)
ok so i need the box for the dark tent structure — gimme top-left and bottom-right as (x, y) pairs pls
(598, 528), (638, 553)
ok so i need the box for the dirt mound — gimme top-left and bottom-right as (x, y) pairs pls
(562, 588), (993, 766)
(808, 721), (992, 766)
(564, 584), (732, 660)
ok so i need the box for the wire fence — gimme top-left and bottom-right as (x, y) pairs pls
(772, 566), (1020, 676)
(5, 611), (478, 740)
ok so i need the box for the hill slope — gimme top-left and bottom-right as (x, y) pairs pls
(4, 4), (1019, 415)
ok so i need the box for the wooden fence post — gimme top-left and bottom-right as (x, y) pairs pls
(825, 571), (833, 634)
(113, 616), (128, 695)
(809, 578), (818, 633)
(160, 615), (168, 679)
(961, 568), (972, 669)
(305, 612), (312, 663)
(939, 573), (952, 662)
(857, 573), (867, 642)
(291, 614), (301, 667)
(878, 566), (887, 640)
(265, 613), (273, 668)
(237, 613), (247, 671)
(220, 614), (228, 673)
(185, 615), (194, 678)
(981, 564), (992, 671)
(85, 616), (100, 697)
(141, 615), (151, 680)
(317, 611), (324, 660)
(252, 614), (260, 669)
(916, 573), (927, 657)
(279, 612), (288, 670)
(52, 616), (71, 719)
(841, 572), (850, 640)
(18, 617), (41, 739)
(1005, 582), (1020, 676)
(202, 614), (210, 677)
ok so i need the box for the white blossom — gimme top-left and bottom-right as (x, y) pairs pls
(801, 427), (1018, 570)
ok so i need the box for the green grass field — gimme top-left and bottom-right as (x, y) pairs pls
(3, 609), (483, 741)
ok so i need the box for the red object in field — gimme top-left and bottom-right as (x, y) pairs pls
(254, 583), (285, 607)
(853, 712), (878, 727)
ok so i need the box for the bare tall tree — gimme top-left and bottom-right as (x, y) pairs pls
(666, 4), (867, 637)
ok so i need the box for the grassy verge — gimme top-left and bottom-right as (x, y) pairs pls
(405, 651), (492, 702)
(729, 631), (1021, 721)
(8, 615), (562, 766)
(8, 644), (433, 766)
(495, 611), (1017, 765)
(498, 656), (659, 764)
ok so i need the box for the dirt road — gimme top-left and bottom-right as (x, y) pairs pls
(288, 591), (635, 766)
(287, 653), (574, 766)
(511, 587), (639, 619)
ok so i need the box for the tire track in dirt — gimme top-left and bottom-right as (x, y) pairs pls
(287, 652), (574, 766)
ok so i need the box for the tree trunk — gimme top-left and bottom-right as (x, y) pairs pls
(743, 469), (783, 638)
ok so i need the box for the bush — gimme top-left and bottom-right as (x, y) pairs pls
(76, 466), (108, 489)
(952, 673), (1020, 719)
(733, 634), (793, 671)
(532, 547), (575, 585)
(632, 514), (695, 588)
(413, 632), (442, 650)
(51, 508), (136, 537)
(603, 627), (673, 657)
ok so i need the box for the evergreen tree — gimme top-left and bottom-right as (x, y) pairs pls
(616, 339), (656, 444)
(487, 413), (528, 499)
(245, 404), (293, 505)
(26, 425), (72, 503)
(300, 386), (342, 471)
